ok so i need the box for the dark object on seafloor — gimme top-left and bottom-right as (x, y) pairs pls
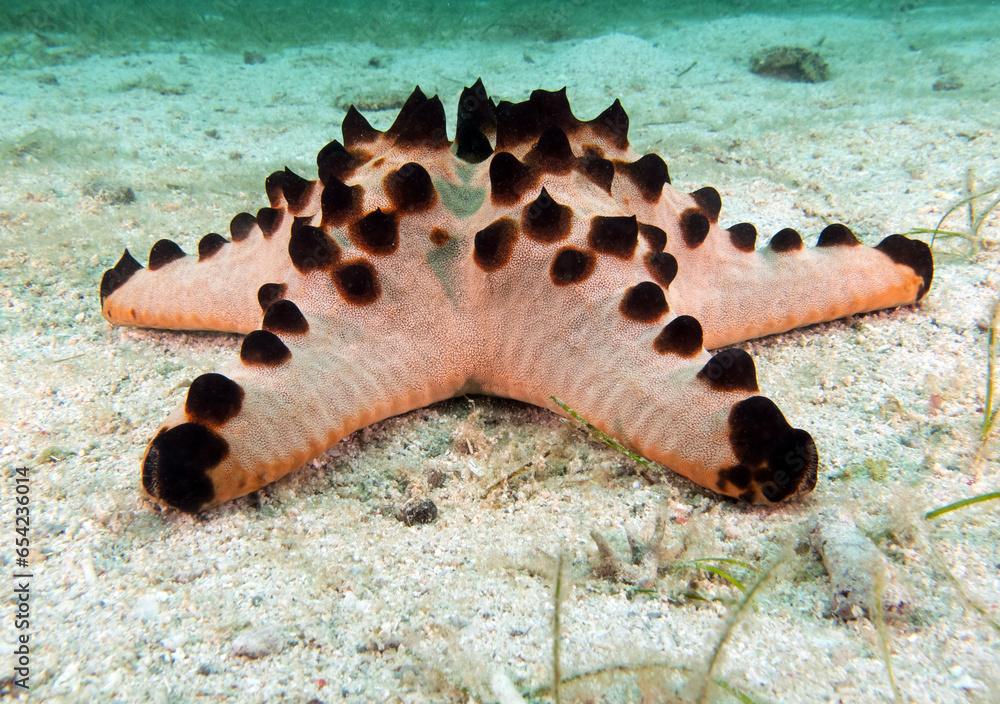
(750, 46), (829, 83)
(397, 498), (438, 526)
(932, 76), (963, 91)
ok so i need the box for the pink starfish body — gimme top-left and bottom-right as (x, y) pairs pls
(100, 81), (932, 512)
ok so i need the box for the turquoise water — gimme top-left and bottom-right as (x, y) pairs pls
(2, 0), (993, 56)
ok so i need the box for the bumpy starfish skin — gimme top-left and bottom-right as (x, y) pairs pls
(100, 81), (932, 512)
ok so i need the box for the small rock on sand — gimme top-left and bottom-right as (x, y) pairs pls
(230, 626), (287, 658)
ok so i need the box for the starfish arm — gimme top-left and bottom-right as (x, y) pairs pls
(139, 302), (467, 512)
(465, 235), (818, 504)
(100, 139), (465, 335)
(137, 154), (474, 512)
(100, 202), (319, 334)
(646, 190), (933, 349)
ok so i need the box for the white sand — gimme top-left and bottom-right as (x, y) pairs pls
(1, 6), (997, 703)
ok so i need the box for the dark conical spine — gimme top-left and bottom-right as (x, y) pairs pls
(198, 233), (228, 260)
(387, 87), (429, 135)
(342, 105), (380, 148)
(264, 167), (311, 210)
(527, 126), (574, 173)
(620, 154), (670, 201)
(528, 87), (577, 132)
(489, 152), (535, 205)
(317, 140), (357, 184)
(148, 239), (185, 270)
(100, 249), (143, 302)
(393, 95), (449, 148)
(589, 99), (629, 149)
(495, 99), (541, 150)
(691, 187), (721, 222)
(456, 78), (497, 163)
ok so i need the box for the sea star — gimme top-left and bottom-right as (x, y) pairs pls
(99, 80), (933, 513)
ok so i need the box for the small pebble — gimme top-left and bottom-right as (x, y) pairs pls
(397, 498), (438, 526)
(161, 633), (187, 652)
(356, 638), (400, 654)
(131, 593), (160, 621)
(427, 468), (447, 488)
(231, 626), (286, 658)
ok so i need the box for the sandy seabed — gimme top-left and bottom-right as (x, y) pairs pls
(0, 6), (997, 703)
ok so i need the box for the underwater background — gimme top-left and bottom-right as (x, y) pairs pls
(7, 1), (984, 52)
(1, 1), (997, 702)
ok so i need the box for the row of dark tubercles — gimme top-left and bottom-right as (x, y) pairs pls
(614, 214), (762, 392)
(677, 186), (861, 253)
(474, 191), (678, 283)
(104, 207), (277, 292)
(102, 81), (640, 303)
(145, 293), (315, 510)
(106, 204), (287, 291)
(133, 191), (385, 307)
(676, 202), (887, 401)
(239, 292), (312, 367)
(340, 85), (451, 152)
(487, 128), (670, 206)
(116, 86), (453, 306)
(725, 218), (875, 256)
(693, 206), (924, 277)
(455, 79), (631, 164)
(151, 284), (314, 509)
